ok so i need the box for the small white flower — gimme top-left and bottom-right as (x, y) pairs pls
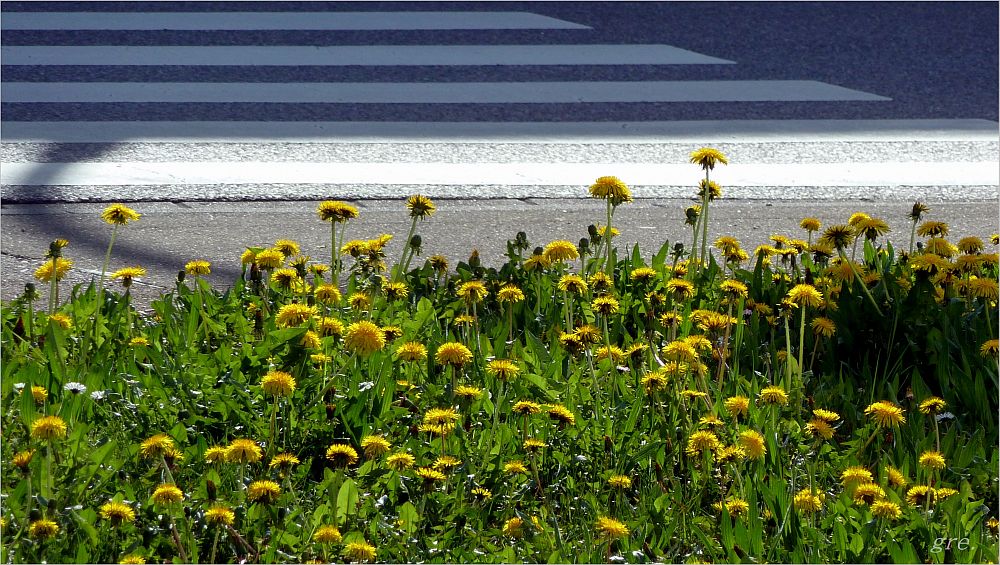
(89, 390), (107, 401)
(64, 382), (87, 394)
(358, 381), (375, 392)
(13, 383), (26, 392)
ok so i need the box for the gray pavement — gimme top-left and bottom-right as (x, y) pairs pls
(3, 197), (996, 308)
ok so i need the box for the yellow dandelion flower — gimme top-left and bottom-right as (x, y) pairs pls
(786, 284), (823, 308)
(261, 370), (296, 397)
(917, 220), (949, 237)
(608, 475), (632, 489)
(28, 518), (59, 539)
(101, 203), (141, 225)
(523, 438), (547, 452)
(99, 501), (136, 525)
(360, 435), (391, 458)
(48, 313), (73, 331)
(455, 384), (484, 400)
(111, 266), (146, 287)
(504, 460), (529, 475)
(686, 430), (721, 456)
(205, 505), (235, 526)
(721, 395), (749, 419)
(314, 283), (342, 305)
(595, 516), (629, 540)
(864, 400), (906, 428)
(342, 541), (377, 562)
(12, 449), (34, 470)
(905, 485), (934, 506)
(811, 317), (836, 338)
(423, 407), (459, 425)
(326, 444), (359, 468)
(119, 555), (145, 565)
(918, 397), (947, 415)
(151, 484), (184, 505)
(666, 278), (696, 301)
(486, 359), (520, 380)
(800, 217), (822, 232)
(246, 480), (281, 503)
(841, 466), (873, 486)
(738, 430), (766, 459)
(185, 260), (211, 276)
(886, 465), (908, 488)
(395, 341), (427, 362)
(589, 176), (633, 205)
(503, 517), (526, 538)
(793, 489), (823, 513)
(819, 224), (855, 250)
(405, 194), (436, 218)
(472, 487), (493, 502)
(871, 500), (903, 520)
(543, 240), (580, 263)
(690, 147), (728, 170)
(981, 339), (999, 357)
(496, 284), (525, 303)
(31, 415), (67, 441)
(29, 385), (48, 404)
(918, 451), (946, 470)
(313, 524), (342, 544)
(269, 453), (300, 470)
(274, 303), (317, 328)
(226, 438), (263, 464)
(512, 400), (542, 415)
(204, 446), (227, 464)
(317, 200), (359, 222)
(547, 403), (576, 426)
(386, 452), (415, 471)
(139, 433), (175, 459)
(415, 466), (447, 483)
(34, 258), (73, 282)
(456, 280), (489, 304)
(758, 385), (788, 406)
(969, 277), (999, 302)
(853, 482), (886, 505)
(344, 320), (386, 355)
(254, 248), (285, 269)
(436, 341), (474, 367)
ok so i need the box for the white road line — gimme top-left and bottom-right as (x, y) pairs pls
(3, 162), (995, 187)
(3, 120), (995, 143)
(0, 80), (889, 103)
(0, 45), (733, 66)
(0, 11), (591, 30)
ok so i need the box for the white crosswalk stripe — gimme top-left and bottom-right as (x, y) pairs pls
(1, 6), (996, 202)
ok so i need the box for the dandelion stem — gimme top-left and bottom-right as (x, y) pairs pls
(48, 255), (58, 315)
(605, 199), (614, 284)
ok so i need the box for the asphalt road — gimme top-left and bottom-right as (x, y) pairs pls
(3, 198), (996, 307)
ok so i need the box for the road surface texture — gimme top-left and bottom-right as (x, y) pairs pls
(1, 2), (997, 306)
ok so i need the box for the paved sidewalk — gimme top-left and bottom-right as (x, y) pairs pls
(3, 198), (996, 308)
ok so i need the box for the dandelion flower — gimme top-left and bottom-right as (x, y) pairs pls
(886, 465), (908, 488)
(523, 438), (547, 452)
(30, 385), (48, 404)
(595, 516), (629, 540)
(698, 179), (723, 200)
(99, 501), (136, 525)
(226, 438), (263, 464)
(395, 341), (427, 362)
(905, 485), (934, 506)
(435, 342), (474, 367)
(918, 451), (946, 470)
(269, 453), (300, 471)
(119, 555), (145, 565)
(12, 449), (34, 470)
(543, 240), (579, 263)
(503, 517), (526, 538)
(313, 525), (342, 544)
(139, 433), (175, 459)
(261, 370), (296, 397)
(738, 430), (766, 459)
(819, 224), (855, 250)
(793, 489), (823, 513)
(957, 236), (984, 254)
(969, 277), (999, 302)
(871, 500), (903, 520)
(247, 480), (281, 503)
(415, 466), (447, 484)
(360, 435), (391, 458)
(786, 284), (823, 308)
(853, 482), (886, 505)
(314, 283), (342, 304)
(457, 280), (489, 303)
(472, 487), (493, 501)
(512, 400), (542, 415)
(917, 220), (949, 237)
(101, 203), (141, 225)
(455, 385), (484, 400)
(423, 407), (459, 425)
(405, 194), (436, 218)
(724, 396), (750, 419)
(342, 541), (377, 562)
(589, 176), (633, 205)
(981, 339), (999, 357)
(811, 317), (836, 338)
(547, 403), (576, 426)
(433, 455), (462, 472)
(690, 147), (729, 170)
(185, 260), (211, 276)
(497, 284), (525, 303)
(254, 249), (285, 269)
(28, 518), (59, 539)
(666, 278), (696, 301)
(841, 466), (873, 486)
(386, 452), (416, 471)
(317, 200), (359, 222)
(204, 446), (227, 464)
(31, 415), (67, 441)
(34, 258), (72, 282)
(800, 218), (821, 232)
(344, 321), (386, 355)
(275, 303), (317, 328)
(608, 475), (632, 489)
(864, 400), (906, 428)
(504, 460), (529, 475)
(918, 397), (947, 415)
(758, 385), (788, 406)
(205, 505), (235, 527)
(112, 266), (146, 287)
(805, 418), (835, 440)
(686, 430), (721, 456)
(151, 484), (184, 505)
(325, 444), (359, 468)
(49, 314), (73, 330)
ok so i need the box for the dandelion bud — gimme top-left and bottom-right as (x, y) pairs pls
(578, 238), (590, 254)
(29, 509), (41, 522)
(604, 435), (613, 453)
(207, 479), (217, 501)
(468, 249), (481, 268)
(515, 231), (529, 251)
(533, 246), (545, 257)
(673, 242), (685, 257)
(177, 270), (186, 283)
(24, 283), (39, 301)
(409, 234), (422, 254)
(326, 403), (337, 419)
(588, 224), (599, 241)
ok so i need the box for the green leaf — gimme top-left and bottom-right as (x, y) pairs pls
(335, 477), (359, 524)
(398, 501), (420, 537)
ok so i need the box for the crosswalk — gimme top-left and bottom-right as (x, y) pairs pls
(1, 5), (997, 202)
